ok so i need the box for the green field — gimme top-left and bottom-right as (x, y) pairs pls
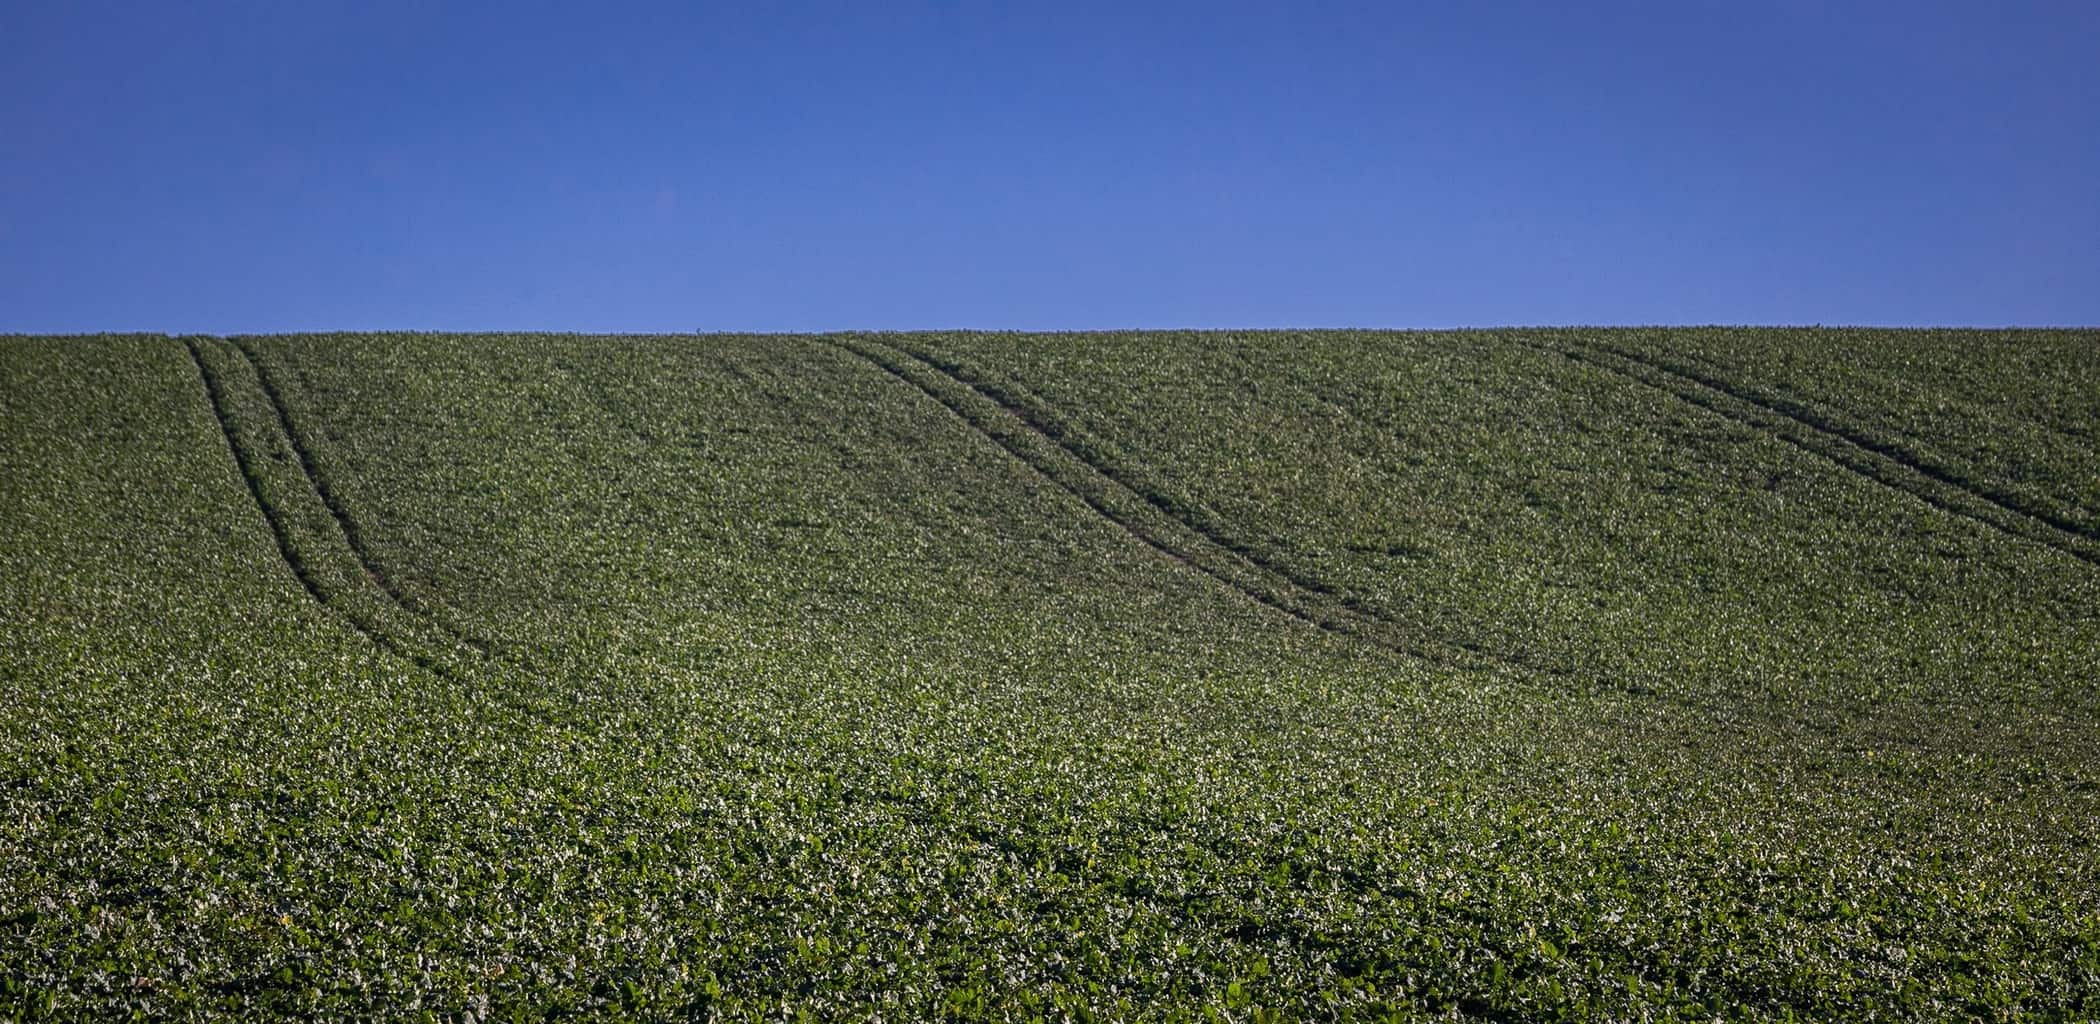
(2, 329), (2096, 1020)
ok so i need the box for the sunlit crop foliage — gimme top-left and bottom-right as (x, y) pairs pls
(2, 328), (2095, 1020)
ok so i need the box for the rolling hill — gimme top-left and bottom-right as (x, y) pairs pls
(3, 328), (2096, 1020)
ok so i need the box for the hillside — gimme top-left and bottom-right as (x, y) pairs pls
(3, 329), (2096, 1020)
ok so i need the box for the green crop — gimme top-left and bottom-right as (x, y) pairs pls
(2, 328), (2095, 1021)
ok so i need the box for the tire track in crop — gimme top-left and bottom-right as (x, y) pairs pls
(187, 337), (423, 662)
(1602, 342), (2100, 542)
(183, 337), (499, 690)
(225, 337), (497, 654)
(1539, 340), (2100, 569)
(982, 372), (1356, 601)
(186, 337), (341, 616)
(831, 338), (1335, 636)
(844, 338), (1925, 732)
(828, 336), (1491, 669)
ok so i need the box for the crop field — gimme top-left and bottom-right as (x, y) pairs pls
(2, 328), (2097, 1021)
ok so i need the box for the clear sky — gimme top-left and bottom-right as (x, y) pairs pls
(3, 1), (2095, 332)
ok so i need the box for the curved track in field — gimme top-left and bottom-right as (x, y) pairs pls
(183, 337), (497, 682)
(1596, 343), (2100, 543)
(1539, 339), (2100, 570)
(225, 337), (499, 654)
(828, 336), (1506, 672)
(186, 337), (339, 613)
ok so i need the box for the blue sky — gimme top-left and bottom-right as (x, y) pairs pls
(3, 1), (2095, 331)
